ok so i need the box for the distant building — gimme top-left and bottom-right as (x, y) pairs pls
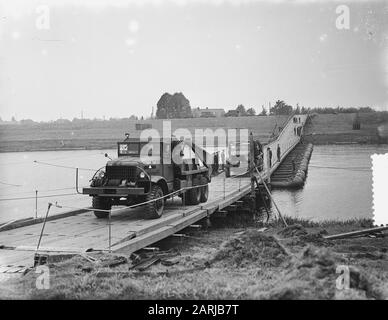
(225, 110), (239, 117)
(54, 118), (71, 124)
(135, 123), (152, 130)
(192, 107), (225, 118)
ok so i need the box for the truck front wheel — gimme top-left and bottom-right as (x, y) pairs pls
(187, 178), (201, 205)
(92, 196), (111, 218)
(145, 184), (164, 219)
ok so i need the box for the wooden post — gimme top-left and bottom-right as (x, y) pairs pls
(35, 190), (38, 219)
(255, 167), (288, 227)
(249, 132), (256, 214)
(324, 226), (388, 240)
(36, 203), (52, 253)
(257, 186), (270, 222)
(108, 209), (112, 253)
(223, 177), (226, 199)
(266, 147), (271, 183)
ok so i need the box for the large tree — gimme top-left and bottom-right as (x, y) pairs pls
(156, 92), (192, 119)
(270, 100), (293, 115)
(236, 104), (247, 116)
(246, 107), (256, 116)
(259, 106), (267, 116)
(295, 103), (301, 115)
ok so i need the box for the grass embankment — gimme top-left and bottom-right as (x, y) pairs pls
(1, 113), (387, 152)
(0, 116), (288, 152)
(1, 214), (387, 300)
(305, 112), (388, 144)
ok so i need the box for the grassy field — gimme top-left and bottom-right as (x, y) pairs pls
(1, 215), (386, 300)
(0, 116), (288, 152)
(305, 112), (388, 144)
(1, 112), (387, 152)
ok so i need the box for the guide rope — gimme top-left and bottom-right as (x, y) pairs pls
(309, 164), (371, 171)
(0, 152), (106, 166)
(0, 165), (250, 202)
(0, 192), (82, 202)
(0, 180), (23, 187)
(33, 160), (96, 171)
(52, 170), (254, 214)
(0, 186), (83, 197)
(53, 182), (210, 213)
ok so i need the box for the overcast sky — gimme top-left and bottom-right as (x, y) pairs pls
(0, 0), (387, 121)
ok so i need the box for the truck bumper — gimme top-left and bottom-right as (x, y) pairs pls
(82, 187), (145, 196)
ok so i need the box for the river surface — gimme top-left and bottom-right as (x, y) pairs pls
(269, 144), (388, 222)
(0, 145), (387, 224)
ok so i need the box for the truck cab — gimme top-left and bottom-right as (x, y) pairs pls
(83, 137), (211, 219)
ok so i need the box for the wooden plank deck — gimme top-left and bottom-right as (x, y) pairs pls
(0, 167), (255, 268)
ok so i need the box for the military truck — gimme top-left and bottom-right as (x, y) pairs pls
(83, 136), (211, 219)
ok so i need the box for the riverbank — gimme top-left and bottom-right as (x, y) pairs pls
(304, 133), (387, 145)
(1, 216), (387, 300)
(304, 112), (388, 145)
(1, 137), (386, 153)
(1, 113), (387, 152)
(0, 115), (287, 153)
(0, 138), (117, 153)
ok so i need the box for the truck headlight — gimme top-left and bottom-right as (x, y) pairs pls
(97, 170), (105, 179)
(139, 172), (146, 179)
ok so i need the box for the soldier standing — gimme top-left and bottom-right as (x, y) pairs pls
(221, 149), (225, 171)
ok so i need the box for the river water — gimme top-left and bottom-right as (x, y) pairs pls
(0, 145), (386, 224)
(268, 144), (388, 222)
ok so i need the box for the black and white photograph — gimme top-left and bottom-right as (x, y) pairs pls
(0, 0), (387, 304)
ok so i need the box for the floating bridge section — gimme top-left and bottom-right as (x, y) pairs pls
(0, 115), (309, 272)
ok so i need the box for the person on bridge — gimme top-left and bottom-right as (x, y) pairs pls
(213, 152), (219, 173)
(267, 147), (272, 168)
(277, 144), (281, 162)
(221, 149), (225, 171)
(253, 140), (264, 171)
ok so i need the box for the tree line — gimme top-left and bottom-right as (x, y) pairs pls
(1, 92), (382, 125)
(155, 93), (380, 119)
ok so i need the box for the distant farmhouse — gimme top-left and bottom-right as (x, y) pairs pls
(192, 107), (225, 118)
(135, 123), (152, 130)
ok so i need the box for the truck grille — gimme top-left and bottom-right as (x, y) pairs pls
(105, 166), (137, 181)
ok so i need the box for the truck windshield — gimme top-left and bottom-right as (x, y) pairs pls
(118, 143), (140, 155)
(118, 142), (162, 157)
